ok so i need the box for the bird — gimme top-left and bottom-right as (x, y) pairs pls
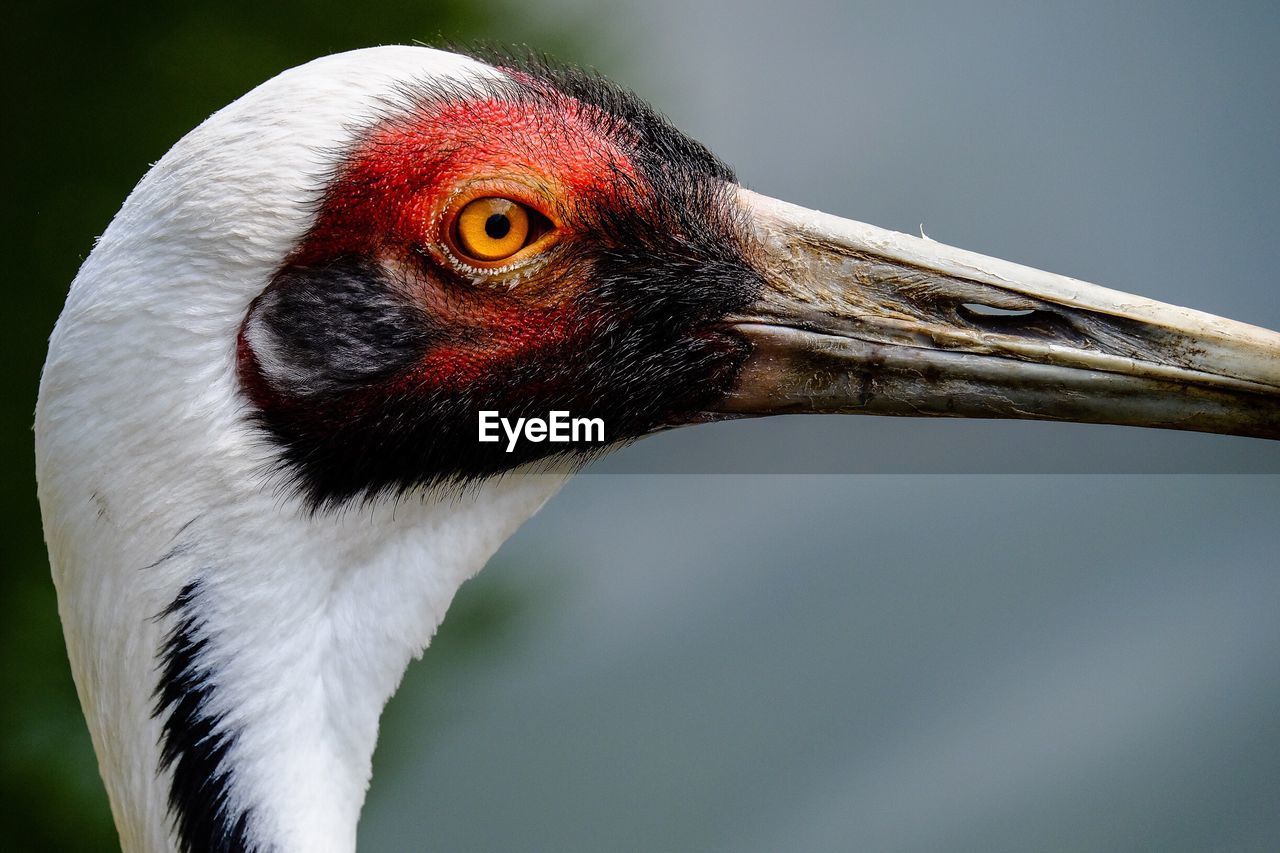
(34, 45), (1280, 853)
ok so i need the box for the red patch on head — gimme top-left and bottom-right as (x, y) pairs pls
(268, 85), (649, 394)
(294, 93), (640, 266)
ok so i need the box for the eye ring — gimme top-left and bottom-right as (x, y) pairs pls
(445, 195), (556, 267)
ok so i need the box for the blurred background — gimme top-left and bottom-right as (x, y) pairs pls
(7, 1), (1280, 850)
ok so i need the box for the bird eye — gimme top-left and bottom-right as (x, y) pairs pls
(453, 197), (551, 263)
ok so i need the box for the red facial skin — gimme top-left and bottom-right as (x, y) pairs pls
(243, 92), (647, 399)
(296, 96), (639, 262)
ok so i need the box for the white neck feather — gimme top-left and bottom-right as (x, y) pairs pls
(167, 478), (565, 852)
(35, 46), (565, 852)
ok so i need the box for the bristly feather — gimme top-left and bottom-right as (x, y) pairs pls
(455, 43), (737, 184)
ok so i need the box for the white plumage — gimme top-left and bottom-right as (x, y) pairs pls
(37, 47), (567, 852)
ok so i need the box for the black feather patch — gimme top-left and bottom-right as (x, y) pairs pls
(245, 256), (433, 399)
(153, 582), (259, 853)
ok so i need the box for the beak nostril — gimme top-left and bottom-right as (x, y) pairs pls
(957, 303), (1077, 339)
(960, 302), (1037, 318)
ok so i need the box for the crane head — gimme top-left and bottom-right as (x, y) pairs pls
(237, 59), (760, 505)
(233, 49), (1280, 509)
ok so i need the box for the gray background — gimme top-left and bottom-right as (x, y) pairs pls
(359, 2), (1280, 851)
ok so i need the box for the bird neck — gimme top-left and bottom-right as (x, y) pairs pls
(29, 46), (548, 853)
(77, 476), (566, 853)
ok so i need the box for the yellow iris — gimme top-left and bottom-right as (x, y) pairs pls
(455, 197), (531, 262)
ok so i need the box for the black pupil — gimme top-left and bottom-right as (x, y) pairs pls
(484, 213), (511, 240)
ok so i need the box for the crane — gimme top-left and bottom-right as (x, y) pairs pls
(34, 45), (1280, 853)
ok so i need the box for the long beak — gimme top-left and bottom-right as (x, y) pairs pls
(718, 189), (1280, 439)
